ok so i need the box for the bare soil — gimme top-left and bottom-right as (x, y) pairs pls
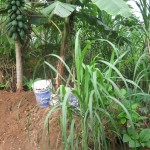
(1, 90), (149, 150)
(0, 90), (62, 150)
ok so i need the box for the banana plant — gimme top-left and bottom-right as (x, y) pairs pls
(41, 0), (131, 18)
(0, 0), (132, 90)
(40, 0), (132, 88)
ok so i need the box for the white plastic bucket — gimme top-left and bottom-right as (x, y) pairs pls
(32, 80), (52, 108)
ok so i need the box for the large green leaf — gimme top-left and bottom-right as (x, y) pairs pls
(30, 16), (49, 25)
(41, 1), (76, 18)
(92, 0), (131, 17)
(76, 12), (131, 45)
(139, 129), (150, 142)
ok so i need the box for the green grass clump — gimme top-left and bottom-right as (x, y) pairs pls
(43, 30), (149, 150)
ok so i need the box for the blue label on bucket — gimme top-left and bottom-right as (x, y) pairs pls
(35, 90), (51, 107)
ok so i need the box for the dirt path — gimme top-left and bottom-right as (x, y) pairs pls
(0, 90), (61, 150)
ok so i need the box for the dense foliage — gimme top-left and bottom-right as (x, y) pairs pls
(0, 0), (150, 149)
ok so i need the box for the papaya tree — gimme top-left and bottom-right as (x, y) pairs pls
(7, 0), (29, 90)
(0, 0), (28, 90)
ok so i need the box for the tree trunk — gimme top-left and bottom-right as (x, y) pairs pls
(55, 17), (70, 89)
(15, 39), (23, 91)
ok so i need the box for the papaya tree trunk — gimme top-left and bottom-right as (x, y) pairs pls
(15, 39), (23, 90)
(56, 17), (70, 89)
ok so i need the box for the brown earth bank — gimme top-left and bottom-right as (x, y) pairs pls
(0, 90), (62, 150)
(0, 90), (149, 150)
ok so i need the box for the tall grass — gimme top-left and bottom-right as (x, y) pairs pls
(42, 30), (149, 149)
